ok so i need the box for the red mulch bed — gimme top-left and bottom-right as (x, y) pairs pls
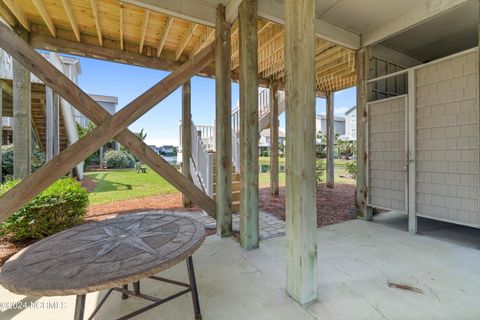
(259, 183), (356, 227)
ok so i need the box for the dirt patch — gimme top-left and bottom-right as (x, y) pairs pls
(259, 183), (355, 227)
(0, 238), (35, 267)
(86, 192), (201, 221)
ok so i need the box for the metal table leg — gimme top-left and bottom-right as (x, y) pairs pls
(121, 284), (129, 299)
(186, 256), (202, 320)
(133, 281), (140, 295)
(74, 294), (86, 320)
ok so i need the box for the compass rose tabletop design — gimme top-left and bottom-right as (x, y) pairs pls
(0, 213), (206, 296)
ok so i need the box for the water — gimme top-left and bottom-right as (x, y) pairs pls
(161, 154), (177, 165)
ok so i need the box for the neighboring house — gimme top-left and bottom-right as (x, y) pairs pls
(315, 115), (345, 136)
(258, 128), (285, 155)
(344, 106), (356, 141)
(75, 94), (119, 128)
(159, 145), (175, 155)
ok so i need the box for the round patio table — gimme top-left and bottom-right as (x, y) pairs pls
(0, 213), (206, 320)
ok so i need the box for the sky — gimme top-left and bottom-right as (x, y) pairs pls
(75, 55), (356, 147)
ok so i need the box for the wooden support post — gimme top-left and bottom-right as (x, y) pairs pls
(215, 4), (232, 237)
(355, 47), (370, 219)
(284, 0), (317, 305)
(46, 87), (60, 161)
(326, 91), (334, 189)
(238, 0), (259, 250)
(0, 87), (2, 182)
(99, 145), (103, 169)
(0, 24), (217, 221)
(182, 79), (192, 207)
(13, 28), (31, 179)
(269, 80), (279, 195)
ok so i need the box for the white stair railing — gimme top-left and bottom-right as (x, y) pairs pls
(189, 120), (214, 197)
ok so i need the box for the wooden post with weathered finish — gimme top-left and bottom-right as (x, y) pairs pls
(13, 28), (31, 179)
(238, 0), (259, 250)
(269, 80), (279, 195)
(182, 79), (193, 207)
(46, 87), (60, 161)
(326, 91), (334, 189)
(0, 87), (2, 182)
(215, 4), (232, 237)
(284, 0), (318, 305)
(355, 47), (370, 219)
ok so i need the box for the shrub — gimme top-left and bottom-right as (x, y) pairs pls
(345, 161), (357, 179)
(1, 144), (46, 181)
(0, 178), (89, 241)
(315, 158), (325, 184)
(103, 150), (135, 169)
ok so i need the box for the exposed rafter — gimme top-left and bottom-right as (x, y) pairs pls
(0, 1), (15, 26)
(119, 5), (124, 50)
(156, 16), (173, 57)
(32, 0), (56, 36)
(139, 9), (150, 53)
(191, 28), (214, 56)
(175, 23), (198, 61)
(2, 0), (30, 31)
(90, 0), (102, 46)
(60, 0), (80, 41)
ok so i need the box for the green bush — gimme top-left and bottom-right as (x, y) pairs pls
(315, 158), (325, 184)
(1, 144), (46, 181)
(345, 161), (357, 179)
(0, 178), (89, 241)
(103, 150), (135, 169)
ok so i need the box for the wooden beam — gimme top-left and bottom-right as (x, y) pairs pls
(61, 0), (80, 42)
(0, 24), (217, 221)
(215, 4), (232, 237)
(269, 80), (279, 195)
(175, 23), (198, 61)
(157, 16), (173, 57)
(284, 0), (317, 305)
(238, 0), (259, 250)
(326, 91), (334, 189)
(2, 0), (30, 31)
(139, 9), (150, 54)
(12, 28), (31, 179)
(31, 0), (56, 37)
(355, 47), (370, 217)
(191, 28), (214, 56)
(119, 5), (124, 50)
(31, 34), (183, 73)
(182, 79), (192, 207)
(90, 0), (102, 46)
(0, 1), (15, 26)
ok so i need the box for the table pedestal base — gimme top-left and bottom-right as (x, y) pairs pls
(74, 256), (202, 320)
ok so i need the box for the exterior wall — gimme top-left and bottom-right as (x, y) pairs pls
(344, 107), (356, 141)
(315, 116), (345, 136)
(368, 96), (406, 211)
(415, 51), (478, 226)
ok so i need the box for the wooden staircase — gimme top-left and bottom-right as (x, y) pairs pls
(212, 152), (241, 212)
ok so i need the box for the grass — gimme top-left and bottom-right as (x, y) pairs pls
(258, 157), (355, 187)
(85, 169), (177, 205)
(85, 158), (355, 205)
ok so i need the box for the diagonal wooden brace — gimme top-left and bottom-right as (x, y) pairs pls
(0, 23), (216, 222)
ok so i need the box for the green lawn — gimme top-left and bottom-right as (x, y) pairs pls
(85, 158), (355, 205)
(258, 157), (355, 187)
(85, 169), (177, 205)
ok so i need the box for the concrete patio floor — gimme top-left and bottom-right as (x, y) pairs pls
(1, 211), (480, 320)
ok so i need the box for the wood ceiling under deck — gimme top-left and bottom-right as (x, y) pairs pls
(0, 0), (356, 94)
